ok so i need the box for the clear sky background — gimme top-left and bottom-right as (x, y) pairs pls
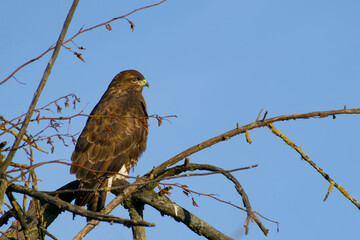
(1, 0), (360, 239)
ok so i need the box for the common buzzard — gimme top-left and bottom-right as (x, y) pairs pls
(70, 70), (149, 212)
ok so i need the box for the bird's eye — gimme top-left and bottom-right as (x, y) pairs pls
(131, 78), (139, 83)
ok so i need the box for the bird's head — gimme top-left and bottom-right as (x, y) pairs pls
(110, 70), (149, 92)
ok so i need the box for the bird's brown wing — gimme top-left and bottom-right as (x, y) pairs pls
(70, 92), (148, 210)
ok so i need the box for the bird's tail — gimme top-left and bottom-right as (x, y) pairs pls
(75, 179), (108, 213)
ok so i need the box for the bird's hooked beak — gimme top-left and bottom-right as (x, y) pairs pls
(141, 79), (149, 88)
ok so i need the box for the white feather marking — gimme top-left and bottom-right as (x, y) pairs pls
(174, 204), (178, 216)
(107, 165), (128, 189)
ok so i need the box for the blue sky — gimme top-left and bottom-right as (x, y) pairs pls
(1, 0), (360, 239)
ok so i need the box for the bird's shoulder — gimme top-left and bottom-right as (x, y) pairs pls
(91, 91), (145, 116)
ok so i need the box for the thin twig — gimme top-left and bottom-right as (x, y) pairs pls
(256, 108), (263, 121)
(0, 117), (47, 153)
(5, 94), (79, 124)
(162, 164), (258, 180)
(261, 111), (268, 122)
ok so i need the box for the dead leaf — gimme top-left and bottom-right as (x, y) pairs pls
(158, 117), (163, 127)
(192, 197), (199, 207)
(126, 19), (135, 32)
(74, 52), (86, 63)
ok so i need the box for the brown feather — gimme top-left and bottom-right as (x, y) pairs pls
(70, 70), (149, 212)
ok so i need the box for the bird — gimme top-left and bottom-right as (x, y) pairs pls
(70, 70), (149, 212)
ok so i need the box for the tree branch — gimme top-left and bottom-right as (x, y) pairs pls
(127, 204), (146, 240)
(6, 192), (30, 239)
(72, 107), (360, 239)
(149, 108), (360, 178)
(122, 189), (146, 240)
(131, 188), (232, 240)
(15, 108), (353, 239)
(73, 177), (147, 240)
(154, 162), (269, 236)
(267, 123), (360, 210)
(0, 0), (79, 178)
(0, 0), (168, 85)
(6, 183), (155, 227)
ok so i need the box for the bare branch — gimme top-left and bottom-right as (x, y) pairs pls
(0, 211), (14, 230)
(7, 183), (155, 227)
(122, 192), (146, 240)
(73, 178), (147, 239)
(0, 116), (48, 154)
(6, 192), (30, 238)
(154, 162), (270, 235)
(73, 107), (360, 239)
(132, 188), (233, 240)
(267, 123), (360, 210)
(256, 108), (263, 121)
(149, 108), (360, 178)
(0, 0), (168, 85)
(160, 164), (258, 180)
(0, 0), (79, 177)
